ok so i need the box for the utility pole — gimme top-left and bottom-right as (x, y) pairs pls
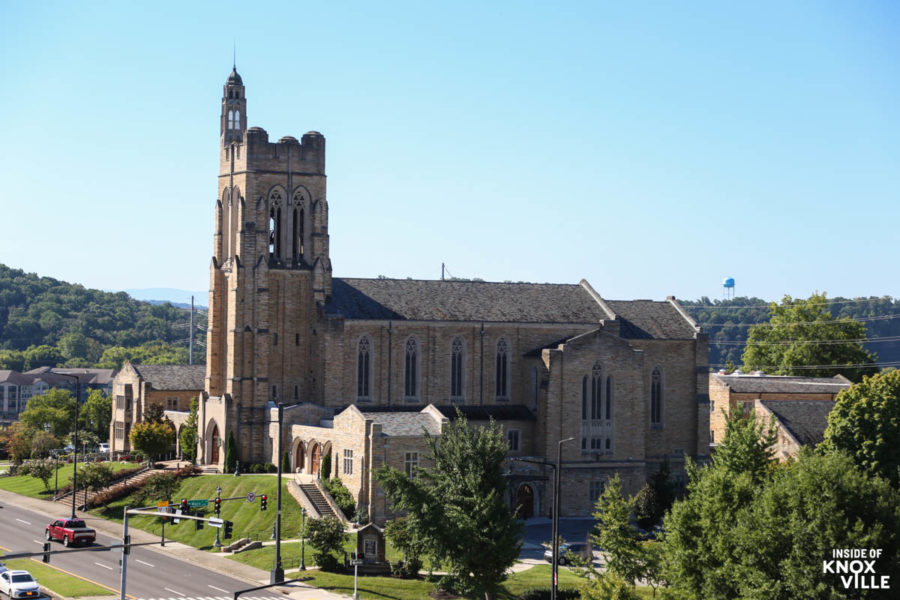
(120, 505), (129, 600)
(189, 295), (194, 365)
(552, 437), (574, 600)
(56, 372), (80, 518)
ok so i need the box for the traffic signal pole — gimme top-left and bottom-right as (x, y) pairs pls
(271, 402), (284, 584)
(120, 505), (129, 600)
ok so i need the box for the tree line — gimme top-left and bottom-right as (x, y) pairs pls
(0, 264), (206, 369)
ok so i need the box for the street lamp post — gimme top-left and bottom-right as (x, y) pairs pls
(551, 437), (575, 600)
(55, 372), (80, 518)
(300, 507), (306, 570)
(270, 402), (285, 584)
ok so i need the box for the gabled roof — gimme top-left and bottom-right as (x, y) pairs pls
(605, 300), (699, 339)
(712, 374), (850, 395)
(325, 278), (607, 323)
(359, 410), (443, 437)
(131, 365), (206, 391)
(0, 370), (31, 385)
(761, 399), (836, 446)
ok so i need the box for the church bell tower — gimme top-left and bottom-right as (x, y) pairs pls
(200, 67), (331, 469)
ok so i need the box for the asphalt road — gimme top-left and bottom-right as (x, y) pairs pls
(0, 501), (283, 600)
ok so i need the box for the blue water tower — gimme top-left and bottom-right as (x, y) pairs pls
(723, 277), (735, 299)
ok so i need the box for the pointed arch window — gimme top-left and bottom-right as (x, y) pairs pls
(651, 367), (663, 426)
(234, 110), (240, 128)
(591, 363), (602, 420)
(450, 337), (464, 401)
(495, 338), (509, 400)
(581, 375), (588, 421)
(228, 110), (234, 129)
(605, 375), (613, 422)
(404, 337), (418, 400)
(268, 192), (283, 261)
(357, 337), (371, 400)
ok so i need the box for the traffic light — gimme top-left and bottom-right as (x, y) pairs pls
(42, 542), (50, 563)
(223, 520), (233, 540)
(195, 513), (204, 531)
(260, 494), (267, 511)
(123, 534), (131, 555)
(214, 497), (221, 516)
(180, 498), (189, 516)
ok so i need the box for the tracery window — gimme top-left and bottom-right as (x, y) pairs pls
(605, 376), (613, 422)
(234, 110), (240, 127)
(591, 363), (602, 420)
(357, 337), (371, 400)
(404, 337), (418, 400)
(581, 375), (588, 421)
(227, 110), (234, 129)
(651, 367), (663, 426)
(495, 338), (509, 400)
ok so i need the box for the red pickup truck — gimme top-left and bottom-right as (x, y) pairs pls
(45, 518), (96, 547)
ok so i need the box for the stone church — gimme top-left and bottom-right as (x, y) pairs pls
(197, 68), (710, 524)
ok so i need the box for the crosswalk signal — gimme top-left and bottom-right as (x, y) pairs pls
(42, 542), (50, 563)
(180, 498), (189, 516)
(260, 494), (267, 511)
(214, 497), (221, 516)
(223, 520), (233, 540)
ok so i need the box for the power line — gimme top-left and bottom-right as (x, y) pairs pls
(710, 336), (900, 346)
(700, 313), (900, 328)
(683, 296), (899, 311)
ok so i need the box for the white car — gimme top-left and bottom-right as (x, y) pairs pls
(0, 569), (42, 598)
(98, 443), (110, 455)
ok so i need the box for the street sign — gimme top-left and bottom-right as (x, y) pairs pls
(156, 500), (169, 510)
(209, 517), (224, 528)
(246, 492), (256, 503)
(187, 499), (209, 508)
(350, 559), (364, 566)
(173, 509), (182, 524)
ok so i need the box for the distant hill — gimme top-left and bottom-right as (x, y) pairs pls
(680, 296), (900, 371)
(122, 288), (208, 309)
(0, 264), (206, 370)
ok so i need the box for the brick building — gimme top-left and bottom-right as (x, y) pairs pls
(109, 363), (204, 455)
(198, 68), (710, 523)
(709, 371), (850, 459)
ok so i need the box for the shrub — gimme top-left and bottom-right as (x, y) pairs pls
(86, 479), (147, 509)
(224, 431), (237, 473)
(517, 589), (581, 600)
(307, 516), (346, 572)
(390, 558), (422, 579)
(321, 451), (332, 479)
(322, 477), (355, 519)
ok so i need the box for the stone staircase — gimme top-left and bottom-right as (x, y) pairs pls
(54, 466), (154, 511)
(298, 482), (340, 520)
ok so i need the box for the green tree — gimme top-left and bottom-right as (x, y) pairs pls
(320, 450), (332, 479)
(7, 423), (35, 464)
(129, 421), (175, 466)
(742, 292), (877, 381)
(376, 413), (523, 600)
(79, 390), (112, 442)
(179, 398), (199, 463)
(30, 430), (58, 458)
(143, 402), (167, 424)
(23, 345), (65, 369)
(19, 458), (56, 491)
(589, 475), (644, 585)
(139, 471), (180, 504)
(79, 462), (113, 499)
(306, 516), (347, 571)
(712, 406), (778, 483)
(224, 430), (237, 473)
(633, 459), (676, 529)
(0, 349), (26, 371)
(385, 515), (427, 577)
(20, 388), (76, 439)
(823, 370), (900, 486)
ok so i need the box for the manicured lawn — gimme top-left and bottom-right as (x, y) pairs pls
(0, 461), (136, 499)
(90, 474), (304, 550)
(503, 564), (583, 595)
(1, 555), (111, 598)
(288, 570), (435, 600)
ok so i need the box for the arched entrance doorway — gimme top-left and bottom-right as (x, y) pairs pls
(310, 443), (321, 476)
(210, 424), (220, 464)
(515, 484), (535, 519)
(294, 441), (306, 473)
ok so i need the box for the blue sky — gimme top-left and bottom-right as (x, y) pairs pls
(1, 1), (898, 302)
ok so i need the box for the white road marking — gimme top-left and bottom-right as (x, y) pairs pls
(33, 539), (43, 545)
(16, 518), (31, 525)
(208, 586), (228, 593)
(136, 559), (155, 567)
(94, 561), (114, 570)
(163, 588), (184, 596)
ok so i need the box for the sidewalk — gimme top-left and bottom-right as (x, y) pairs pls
(0, 489), (347, 599)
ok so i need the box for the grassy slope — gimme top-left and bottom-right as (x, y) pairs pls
(90, 474), (303, 550)
(0, 461), (136, 499)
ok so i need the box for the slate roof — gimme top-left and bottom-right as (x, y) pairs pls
(325, 278), (697, 340)
(761, 399), (836, 446)
(712, 374), (850, 395)
(0, 370), (31, 385)
(131, 365), (206, 391)
(435, 405), (536, 421)
(605, 300), (699, 339)
(360, 411), (442, 437)
(325, 278), (607, 323)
